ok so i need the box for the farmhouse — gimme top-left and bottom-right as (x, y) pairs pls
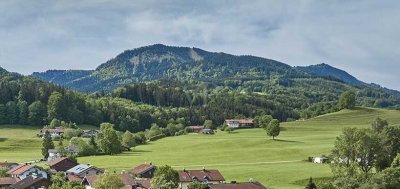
(178, 168), (225, 189)
(37, 127), (65, 138)
(10, 175), (50, 189)
(47, 157), (78, 172)
(225, 119), (254, 128)
(187, 126), (205, 133)
(7, 164), (48, 180)
(66, 164), (104, 178)
(131, 163), (156, 178)
(208, 181), (268, 189)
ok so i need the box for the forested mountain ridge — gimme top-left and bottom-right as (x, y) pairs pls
(33, 44), (309, 92)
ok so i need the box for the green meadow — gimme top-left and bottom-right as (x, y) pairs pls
(0, 107), (399, 188)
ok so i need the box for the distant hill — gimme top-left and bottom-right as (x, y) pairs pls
(33, 44), (308, 92)
(296, 63), (364, 86)
(31, 44), (400, 110)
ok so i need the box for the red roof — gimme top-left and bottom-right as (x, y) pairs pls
(131, 164), (155, 175)
(7, 164), (34, 175)
(209, 182), (267, 189)
(0, 177), (19, 186)
(133, 178), (151, 188)
(178, 169), (225, 182)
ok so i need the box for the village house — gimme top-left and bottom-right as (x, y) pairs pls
(9, 175), (50, 189)
(37, 127), (65, 138)
(187, 126), (205, 133)
(7, 164), (48, 180)
(47, 144), (79, 161)
(208, 181), (268, 189)
(47, 157), (79, 172)
(66, 164), (104, 178)
(131, 163), (156, 178)
(0, 177), (19, 188)
(178, 168), (225, 189)
(225, 119), (254, 128)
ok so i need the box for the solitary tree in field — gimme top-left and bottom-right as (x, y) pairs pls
(339, 90), (356, 109)
(266, 119), (280, 140)
(41, 131), (54, 159)
(255, 115), (273, 128)
(97, 123), (122, 155)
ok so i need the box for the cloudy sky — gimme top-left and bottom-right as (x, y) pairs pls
(0, 0), (399, 90)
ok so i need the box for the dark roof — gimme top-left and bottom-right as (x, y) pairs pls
(131, 164), (155, 175)
(209, 182), (267, 189)
(0, 177), (19, 186)
(178, 169), (225, 182)
(47, 157), (77, 167)
(133, 178), (151, 189)
(10, 176), (48, 189)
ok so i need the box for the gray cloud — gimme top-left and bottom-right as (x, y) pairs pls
(0, 0), (399, 90)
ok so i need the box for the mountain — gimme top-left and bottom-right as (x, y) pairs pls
(296, 63), (364, 86)
(31, 44), (400, 110)
(33, 44), (309, 92)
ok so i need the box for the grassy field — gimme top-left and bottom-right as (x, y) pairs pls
(0, 107), (399, 188)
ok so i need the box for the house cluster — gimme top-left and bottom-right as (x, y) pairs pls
(224, 119), (254, 128)
(37, 127), (99, 138)
(0, 159), (267, 189)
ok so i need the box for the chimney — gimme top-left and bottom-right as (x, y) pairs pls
(183, 168), (186, 172)
(149, 162), (152, 165)
(32, 173), (37, 179)
(249, 178), (254, 183)
(202, 166), (205, 171)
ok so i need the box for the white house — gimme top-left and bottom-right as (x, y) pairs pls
(7, 164), (48, 180)
(313, 157), (329, 164)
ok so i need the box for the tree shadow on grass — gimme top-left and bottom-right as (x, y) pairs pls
(272, 139), (303, 143)
(0, 138), (7, 142)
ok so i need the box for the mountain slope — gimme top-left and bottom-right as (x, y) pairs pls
(31, 44), (400, 110)
(33, 44), (308, 92)
(296, 63), (364, 86)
